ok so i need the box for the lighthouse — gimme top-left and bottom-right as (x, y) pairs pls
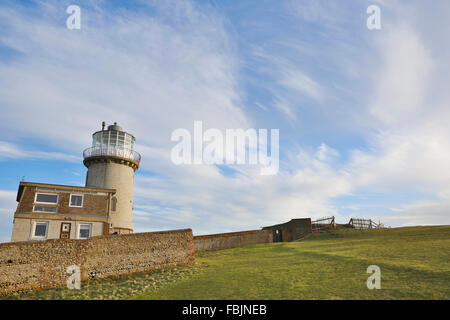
(83, 122), (141, 234)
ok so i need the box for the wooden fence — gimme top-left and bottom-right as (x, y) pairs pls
(311, 216), (335, 233)
(311, 216), (384, 233)
(349, 218), (382, 230)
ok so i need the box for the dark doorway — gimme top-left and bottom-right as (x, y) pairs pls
(273, 229), (283, 242)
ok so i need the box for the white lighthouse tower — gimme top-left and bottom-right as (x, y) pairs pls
(83, 122), (141, 234)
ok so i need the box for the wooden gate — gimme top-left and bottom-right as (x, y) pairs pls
(311, 216), (335, 233)
(349, 218), (382, 230)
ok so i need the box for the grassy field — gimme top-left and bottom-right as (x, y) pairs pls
(133, 226), (449, 300)
(5, 226), (450, 300)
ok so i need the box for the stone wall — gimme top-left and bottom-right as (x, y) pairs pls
(194, 230), (273, 252)
(83, 230), (194, 279)
(0, 229), (194, 296)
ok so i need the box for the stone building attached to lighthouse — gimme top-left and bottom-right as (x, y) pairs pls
(10, 122), (140, 242)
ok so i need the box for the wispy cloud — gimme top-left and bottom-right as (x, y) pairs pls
(0, 141), (79, 162)
(133, 142), (352, 234)
(0, 0), (247, 151)
(247, 49), (325, 121)
(279, 67), (323, 102)
(381, 200), (450, 227)
(0, 0), (448, 241)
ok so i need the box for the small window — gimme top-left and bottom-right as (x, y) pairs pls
(35, 193), (58, 204)
(70, 194), (83, 207)
(111, 196), (117, 212)
(33, 205), (57, 213)
(79, 224), (92, 239)
(34, 222), (48, 238)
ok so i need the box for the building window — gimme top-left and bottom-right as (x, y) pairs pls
(70, 194), (83, 207)
(33, 205), (57, 213)
(35, 193), (58, 204)
(79, 224), (92, 239)
(34, 222), (48, 238)
(111, 196), (117, 211)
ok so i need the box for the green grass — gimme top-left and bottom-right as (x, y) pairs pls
(133, 226), (450, 300)
(5, 226), (450, 300)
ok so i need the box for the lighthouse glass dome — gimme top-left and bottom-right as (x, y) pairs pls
(83, 124), (141, 164)
(92, 130), (135, 150)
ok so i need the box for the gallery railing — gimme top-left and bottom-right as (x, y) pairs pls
(83, 146), (141, 164)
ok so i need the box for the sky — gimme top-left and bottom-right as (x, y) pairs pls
(0, 0), (449, 242)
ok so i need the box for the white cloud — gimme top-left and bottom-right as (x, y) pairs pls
(349, 128), (450, 195)
(0, 190), (16, 215)
(368, 24), (432, 127)
(341, 3), (450, 226)
(0, 0), (248, 153)
(249, 50), (325, 118)
(0, 0), (448, 240)
(133, 143), (352, 235)
(0, 190), (16, 243)
(347, 9), (450, 195)
(380, 200), (450, 227)
(0, 141), (79, 162)
(278, 65), (323, 102)
(286, 0), (350, 30)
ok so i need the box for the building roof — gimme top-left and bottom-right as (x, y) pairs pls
(16, 181), (116, 202)
(262, 218), (311, 230)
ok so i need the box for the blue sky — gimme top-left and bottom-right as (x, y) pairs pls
(0, 0), (449, 242)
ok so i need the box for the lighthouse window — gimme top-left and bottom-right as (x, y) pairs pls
(110, 131), (118, 146)
(102, 132), (109, 145)
(118, 132), (125, 148)
(93, 133), (102, 147)
(79, 224), (92, 239)
(35, 193), (58, 204)
(70, 194), (83, 207)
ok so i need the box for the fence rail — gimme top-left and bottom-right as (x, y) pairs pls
(311, 216), (384, 233)
(311, 216), (335, 233)
(349, 218), (383, 230)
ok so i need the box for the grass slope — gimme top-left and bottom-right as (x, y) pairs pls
(5, 226), (449, 300)
(134, 226), (450, 300)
